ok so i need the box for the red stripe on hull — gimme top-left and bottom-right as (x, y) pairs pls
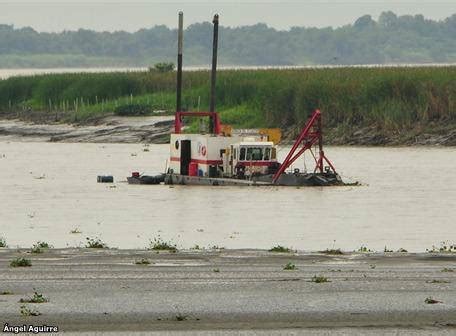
(170, 157), (223, 165)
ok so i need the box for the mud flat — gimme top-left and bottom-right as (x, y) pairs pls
(0, 248), (455, 334)
(0, 115), (173, 143)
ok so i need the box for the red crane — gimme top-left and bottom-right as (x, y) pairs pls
(272, 109), (337, 184)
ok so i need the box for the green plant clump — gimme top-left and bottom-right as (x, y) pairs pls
(269, 245), (292, 253)
(311, 275), (330, 283)
(20, 305), (41, 316)
(10, 257), (32, 267)
(320, 248), (344, 255)
(148, 237), (177, 252)
(0, 237), (6, 247)
(85, 237), (108, 248)
(19, 290), (49, 303)
(283, 262), (297, 270)
(134, 258), (151, 265)
(31, 241), (53, 254)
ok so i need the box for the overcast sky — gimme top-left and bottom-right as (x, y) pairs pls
(0, 0), (455, 32)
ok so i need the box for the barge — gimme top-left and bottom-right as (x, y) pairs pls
(138, 13), (345, 187)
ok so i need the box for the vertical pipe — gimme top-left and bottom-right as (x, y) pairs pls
(209, 14), (219, 133)
(176, 11), (184, 113)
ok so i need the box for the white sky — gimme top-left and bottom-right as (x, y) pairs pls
(0, 0), (455, 32)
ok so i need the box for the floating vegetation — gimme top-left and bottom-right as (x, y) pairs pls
(10, 257), (32, 267)
(134, 258), (151, 265)
(148, 237), (177, 252)
(320, 248), (343, 255)
(20, 305), (41, 317)
(426, 241), (456, 253)
(0, 237), (6, 247)
(441, 268), (454, 272)
(31, 241), (53, 254)
(85, 237), (108, 249)
(425, 297), (442, 304)
(283, 262), (297, 270)
(311, 275), (330, 283)
(0, 291), (13, 295)
(213, 268), (220, 273)
(426, 279), (450, 284)
(357, 245), (373, 253)
(70, 228), (82, 234)
(19, 290), (49, 304)
(269, 245), (292, 253)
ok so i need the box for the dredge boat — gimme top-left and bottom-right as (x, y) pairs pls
(162, 13), (344, 187)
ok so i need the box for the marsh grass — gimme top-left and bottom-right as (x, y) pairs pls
(1, 67), (455, 133)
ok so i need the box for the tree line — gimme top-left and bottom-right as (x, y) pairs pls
(0, 11), (455, 67)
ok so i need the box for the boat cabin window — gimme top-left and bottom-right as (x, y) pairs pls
(264, 148), (271, 160)
(246, 147), (263, 161)
(271, 148), (276, 160)
(240, 147), (246, 160)
(239, 146), (273, 161)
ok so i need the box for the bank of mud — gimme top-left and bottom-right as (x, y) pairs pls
(0, 248), (455, 333)
(1, 115), (456, 146)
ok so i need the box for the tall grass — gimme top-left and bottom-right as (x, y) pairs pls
(0, 67), (455, 131)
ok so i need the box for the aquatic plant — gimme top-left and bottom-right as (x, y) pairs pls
(357, 245), (373, 253)
(0, 237), (6, 247)
(426, 279), (450, 284)
(148, 237), (177, 252)
(31, 241), (53, 254)
(425, 297), (442, 304)
(10, 257), (32, 267)
(426, 241), (456, 253)
(70, 228), (82, 234)
(134, 258), (151, 265)
(20, 305), (41, 316)
(19, 290), (49, 303)
(283, 262), (297, 270)
(320, 248), (343, 255)
(441, 268), (454, 272)
(311, 275), (330, 283)
(269, 245), (292, 253)
(85, 237), (108, 249)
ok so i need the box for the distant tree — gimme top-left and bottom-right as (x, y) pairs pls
(152, 62), (175, 72)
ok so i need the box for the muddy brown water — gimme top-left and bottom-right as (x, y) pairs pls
(0, 141), (455, 251)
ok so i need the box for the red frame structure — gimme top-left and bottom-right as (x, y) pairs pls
(174, 111), (221, 134)
(272, 109), (336, 184)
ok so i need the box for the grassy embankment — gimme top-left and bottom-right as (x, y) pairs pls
(0, 67), (455, 144)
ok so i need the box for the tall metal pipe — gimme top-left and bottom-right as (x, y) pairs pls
(209, 14), (219, 114)
(176, 12), (183, 113)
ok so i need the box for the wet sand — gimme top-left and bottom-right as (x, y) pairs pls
(0, 248), (455, 334)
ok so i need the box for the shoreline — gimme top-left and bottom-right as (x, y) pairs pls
(1, 248), (455, 333)
(1, 116), (456, 146)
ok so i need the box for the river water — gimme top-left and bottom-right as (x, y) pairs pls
(0, 141), (455, 252)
